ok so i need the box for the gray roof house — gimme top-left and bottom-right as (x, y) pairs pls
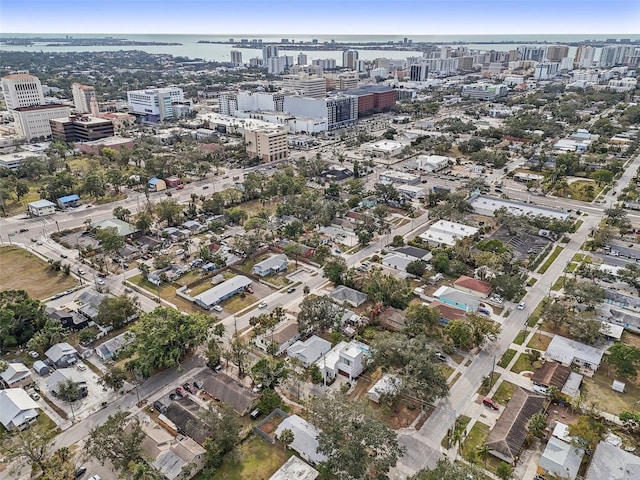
(269, 456), (319, 480)
(194, 276), (252, 309)
(382, 253), (414, 273)
(538, 437), (584, 480)
(275, 415), (327, 465)
(76, 290), (108, 321)
(0, 388), (41, 431)
(252, 254), (289, 277)
(46, 368), (87, 396)
(330, 285), (368, 308)
(287, 335), (332, 367)
(45, 342), (78, 368)
(96, 332), (135, 361)
(545, 335), (605, 377)
(0, 363), (32, 389)
(585, 441), (640, 480)
(393, 246), (432, 261)
(200, 371), (259, 415)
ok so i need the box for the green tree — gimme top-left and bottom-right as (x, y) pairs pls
(569, 415), (605, 451)
(155, 199), (183, 226)
(1, 422), (57, 475)
(95, 226), (125, 255)
(619, 264), (640, 295)
(82, 173), (106, 198)
(569, 315), (603, 345)
(197, 404), (241, 475)
(101, 365), (127, 392)
(250, 357), (289, 389)
(543, 301), (572, 329)
(84, 411), (145, 472)
(278, 428), (294, 451)
(0, 289), (48, 350)
(528, 412), (547, 438)
(113, 206), (131, 221)
(135, 213), (153, 234)
(323, 255), (348, 285)
(405, 260), (428, 277)
(127, 462), (163, 480)
(310, 394), (405, 480)
(409, 459), (482, 480)
(607, 343), (640, 378)
(297, 296), (343, 338)
(404, 303), (439, 337)
(14, 179), (30, 201)
(563, 280), (605, 307)
(95, 294), (139, 329)
(25, 318), (66, 353)
(496, 462), (514, 480)
(128, 308), (210, 377)
(229, 337), (250, 378)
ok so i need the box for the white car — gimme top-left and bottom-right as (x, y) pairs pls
(97, 279), (105, 285)
(28, 351), (39, 358)
(77, 363), (87, 371)
(258, 301), (267, 309)
(517, 302), (526, 310)
(212, 305), (223, 313)
(175, 249), (185, 255)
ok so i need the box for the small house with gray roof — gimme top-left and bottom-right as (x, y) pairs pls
(545, 335), (604, 377)
(330, 285), (368, 308)
(45, 342), (78, 368)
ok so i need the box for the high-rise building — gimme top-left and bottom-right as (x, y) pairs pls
(297, 53), (308, 66)
(126, 87), (184, 122)
(545, 45), (569, 62)
(283, 95), (358, 130)
(599, 45), (631, 67)
(1, 72), (45, 110)
(289, 64), (324, 76)
(517, 46), (546, 62)
(267, 56), (288, 75)
(312, 59), (337, 70)
(230, 50), (243, 66)
(409, 63), (429, 81)
(262, 45), (279, 65)
(71, 83), (96, 114)
(281, 74), (327, 98)
(244, 127), (289, 162)
(574, 45), (596, 68)
(12, 104), (71, 141)
(342, 50), (359, 69)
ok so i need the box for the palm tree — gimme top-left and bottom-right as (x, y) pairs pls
(476, 444), (490, 468)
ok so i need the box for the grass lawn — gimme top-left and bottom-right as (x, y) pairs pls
(174, 269), (208, 287)
(0, 246), (76, 299)
(527, 333), (552, 351)
(566, 263), (578, 273)
(513, 331), (526, 345)
(498, 349), (517, 368)
(222, 293), (258, 313)
(439, 364), (454, 379)
(1, 185), (41, 216)
(527, 277), (537, 287)
(551, 277), (566, 291)
(189, 280), (216, 296)
(537, 246), (564, 274)
(572, 253), (584, 262)
(477, 372), (500, 397)
(527, 299), (548, 327)
(128, 274), (202, 314)
(207, 435), (292, 480)
(510, 353), (540, 374)
(460, 421), (490, 458)
(583, 367), (640, 416)
(492, 380), (517, 405)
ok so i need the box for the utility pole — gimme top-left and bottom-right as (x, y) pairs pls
(488, 355), (496, 391)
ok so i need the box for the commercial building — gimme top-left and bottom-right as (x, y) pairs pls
(71, 83), (96, 113)
(0, 150), (44, 171)
(13, 104), (71, 141)
(194, 275), (252, 309)
(50, 114), (114, 142)
(343, 85), (397, 117)
(1, 72), (44, 110)
(363, 140), (406, 160)
(56, 194), (80, 210)
(244, 127), (288, 162)
(469, 193), (570, 221)
(290, 64), (323, 76)
(27, 199), (56, 217)
(337, 72), (358, 90)
(419, 220), (479, 247)
(413, 154), (449, 172)
(379, 169), (420, 185)
(77, 135), (134, 155)
(410, 63), (429, 81)
(127, 87), (185, 122)
(283, 95), (358, 130)
(545, 45), (569, 62)
(281, 74), (327, 98)
(461, 84), (508, 100)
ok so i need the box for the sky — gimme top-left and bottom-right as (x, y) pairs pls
(1, 0), (639, 36)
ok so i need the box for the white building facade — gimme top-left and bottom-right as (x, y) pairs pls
(126, 87), (185, 121)
(13, 104), (71, 141)
(1, 73), (45, 110)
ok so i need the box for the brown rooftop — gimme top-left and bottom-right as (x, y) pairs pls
(454, 275), (493, 295)
(2, 74), (38, 80)
(431, 300), (467, 322)
(485, 387), (546, 463)
(531, 361), (571, 389)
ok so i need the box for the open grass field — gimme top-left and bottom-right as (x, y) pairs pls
(492, 380), (517, 405)
(207, 435), (292, 480)
(583, 366), (640, 415)
(460, 421), (490, 458)
(510, 353), (542, 374)
(0, 246), (76, 299)
(527, 333), (552, 351)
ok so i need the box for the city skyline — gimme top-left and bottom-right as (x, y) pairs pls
(1, 0), (639, 36)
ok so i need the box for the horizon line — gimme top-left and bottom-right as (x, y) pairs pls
(2, 32), (640, 36)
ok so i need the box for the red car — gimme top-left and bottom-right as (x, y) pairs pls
(483, 397), (499, 410)
(177, 184), (184, 190)
(175, 386), (188, 398)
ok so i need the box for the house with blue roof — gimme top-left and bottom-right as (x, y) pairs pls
(57, 194), (80, 210)
(148, 177), (166, 192)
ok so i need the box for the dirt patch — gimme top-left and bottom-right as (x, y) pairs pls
(547, 403), (580, 430)
(622, 331), (640, 349)
(0, 246), (76, 299)
(259, 420), (276, 435)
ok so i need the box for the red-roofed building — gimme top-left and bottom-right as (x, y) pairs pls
(453, 275), (492, 297)
(431, 300), (467, 325)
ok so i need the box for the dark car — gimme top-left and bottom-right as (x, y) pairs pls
(97, 272), (107, 278)
(153, 400), (167, 414)
(19, 228), (29, 233)
(175, 386), (188, 398)
(73, 467), (87, 479)
(287, 287), (296, 294)
(183, 382), (195, 394)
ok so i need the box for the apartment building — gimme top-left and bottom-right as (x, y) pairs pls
(71, 83), (96, 113)
(283, 95), (358, 130)
(282, 74), (327, 98)
(545, 45), (569, 62)
(1, 72), (44, 110)
(574, 46), (596, 69)
(230, 50), (243, 66)
(243, 127), (289, 162)
(13, 104), (71, 141)
(342, 50), (359, 69)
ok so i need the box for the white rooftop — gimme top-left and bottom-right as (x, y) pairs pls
(545, 335), (604, 367)
(269, 456), (319, 480)
(469, 194), (570, 220)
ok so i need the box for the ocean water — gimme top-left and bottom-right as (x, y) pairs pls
(1, 33), (638, 63)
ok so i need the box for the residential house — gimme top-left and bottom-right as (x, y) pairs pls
(316, 340), (369, 383)
(453, 275), (492, 298)
(46, 307), (89, 330)
(561, 372), (583, 398)
(162, 227), (189, 242)
(275, 415), (327, 464)
(367, 374), (402, 404)
(95, 332), (135, 361)
(485, 387), (546, 463)
(585, 441), (640, 480)
(531, 361), (571, 392)
(75, 290), (108, 322)
(269, 456), (319, 480)
(45, 342), (78, 368)
(164, 398), (208, 444)
(0, 363), (33, 389)
(430, 300), (467, 325)
(329, 285), (368, 308)
(382, 253), (415, 273)
(182, 220), (205, 234)
(287, 335), (332, 367)
(56, 194), (80, 210)
(140, 418), (206, 480)
(393, 246), (432, 262)
(93, 217), (141, 239)
(433, 286), (481, 313)
(252, 254), (289, 277)
(194, 275), (253, 309)
(255, 320), (300, 356)
(120, 244), (142, 261)
(200, 371), (259, 416)
(538, 437), (584, 480)
(0, 388), (41, 430)
(46, 368), (88, 397)
(545, 335), (605, 377)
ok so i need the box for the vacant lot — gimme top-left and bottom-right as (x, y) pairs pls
(0, 246), (76, 299)
(583, 367), (640, 415)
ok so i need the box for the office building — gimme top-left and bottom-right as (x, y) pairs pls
(410, 63), (429, 81)
(517, 46), (546, 62)
(230, 50), (243, 66)
(297, 53), (308, 65)
(262, 45), (279, 65)
(574, 46), (596, 68)
(126, 87), (184, 122)
(1, 72), (45, 111)
(342, 50), (359, 69)
(283, 95), (358, 130)
(282, 74), (327, 98)
(457, 56), (475, 71)
(49, 115), (114, 142)
(337, 72), (359, 90)
(545, 45), (569, 62)
(289, 64), (324, 76)
(13, 104), (71, 141)
(343, 85), (396, 117)
(461, 84), (508, 100)
(244, 127), (289, 162)
(71, 83), (96, 114)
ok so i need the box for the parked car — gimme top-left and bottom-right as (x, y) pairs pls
(87, 476), (101, 480)
(434, 352), (447, 362)
(250, 408), (261, 420)
(97, 272), (107, 278)
(213, 305), (223, 313)
(175, 386), (188, 398)
(483, 397), (499, 410)
(124, 287), (133, 293)
(28, 351), (39, 358)
(78, 269), (86, 276)
(194, 380), (203, 389)
(245, 286), (254, 294)
(29, 391), (40, 401)
(153, 400), (167, 413)
(177, 184), (184, 190)
(97, 279), (105, 285)
(202, 185), (210, 190)
(258, 301), (267, 309)
(517, 302), (526, 310)
(76, 363), (87, 371)
(287, 287), (296, 294)
(19, 228), (29, 233)
(73, 467), (87, 479)
(183, 383), (195, 394)
(60, 253), (68, 258)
